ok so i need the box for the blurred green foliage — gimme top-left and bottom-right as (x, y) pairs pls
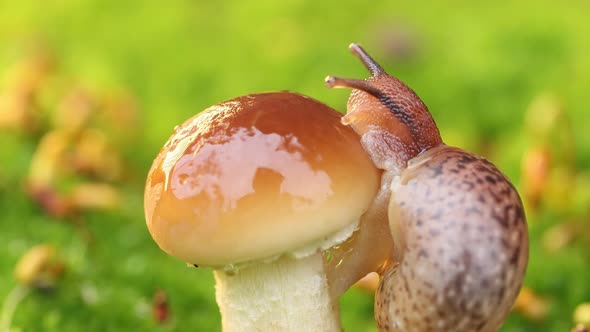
(1, 0), (589, 331)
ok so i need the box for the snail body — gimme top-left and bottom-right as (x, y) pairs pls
(326, 44), (528, 332)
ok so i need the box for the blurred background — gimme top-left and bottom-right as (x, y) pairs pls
(1, 0), (589, 331)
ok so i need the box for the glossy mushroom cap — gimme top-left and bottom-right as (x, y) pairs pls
(144, 92), (380, 267)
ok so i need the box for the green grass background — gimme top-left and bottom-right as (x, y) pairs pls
(1, 0), (590, 331)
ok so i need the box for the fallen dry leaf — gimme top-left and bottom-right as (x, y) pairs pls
(152, 290), (170, 323)
(513, 286), (550, 321)
(14, 244), (65, 289)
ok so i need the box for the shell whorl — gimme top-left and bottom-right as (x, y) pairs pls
(375, 146), (528, 332)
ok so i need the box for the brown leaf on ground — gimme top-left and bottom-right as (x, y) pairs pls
(152, 290), (170, 323)
(513, 287), (550, 321)
(14, 244), (65, 290)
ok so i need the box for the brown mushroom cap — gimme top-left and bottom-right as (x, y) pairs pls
(144, 92), (380, 267)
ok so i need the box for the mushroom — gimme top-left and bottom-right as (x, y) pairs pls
(144, 92), (382, 331)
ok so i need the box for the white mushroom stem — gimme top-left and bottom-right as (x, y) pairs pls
(214, 253), (341, 332)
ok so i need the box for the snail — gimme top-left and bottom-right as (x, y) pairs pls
(326, 44), (529, 332)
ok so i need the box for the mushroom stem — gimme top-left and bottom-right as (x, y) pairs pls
(214, 253), (341, 332)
